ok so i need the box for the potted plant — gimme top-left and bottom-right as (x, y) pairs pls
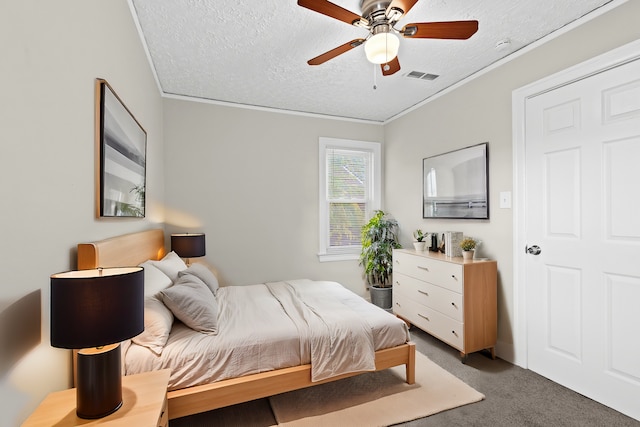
(360, 210), (402, 310)
(459, 237), (476, 260)
(412, 229), (428, 251)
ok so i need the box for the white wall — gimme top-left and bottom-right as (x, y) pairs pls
(0, 1), (163, 424)
(162, 98), (384, 295)
(384, 0), (640, 359)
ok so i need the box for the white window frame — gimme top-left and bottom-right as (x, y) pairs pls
(318, 137), (381, 262)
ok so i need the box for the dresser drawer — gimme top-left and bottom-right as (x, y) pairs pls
(393, 293), (464, 350)
(394, 273), (463, 322)
(394, 251), (463, 293)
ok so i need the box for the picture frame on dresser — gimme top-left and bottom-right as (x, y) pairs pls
(423, 142), (489, 219)
(95, 78), (147, 218)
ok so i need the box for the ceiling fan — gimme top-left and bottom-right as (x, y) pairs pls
(298, 0), (478, 76)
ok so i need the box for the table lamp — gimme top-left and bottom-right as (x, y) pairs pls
(50, 267), (144, 419)
(171, 233), (205, 265)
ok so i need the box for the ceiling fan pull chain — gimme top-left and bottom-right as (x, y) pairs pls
(373, 64), (377, 90)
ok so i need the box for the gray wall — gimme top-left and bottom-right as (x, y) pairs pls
(384, 0), (640, 357)
(0, 1), (164, 424)
(161, 2), (640, 362)
(162, 98), (384, 293)
(2, 0), (640, 424)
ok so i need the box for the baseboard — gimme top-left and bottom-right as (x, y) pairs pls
(495, 340), (519, 366)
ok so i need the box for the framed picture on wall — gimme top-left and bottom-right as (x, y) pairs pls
(95, 78), (147, 218)
(423, 142), (489, 219)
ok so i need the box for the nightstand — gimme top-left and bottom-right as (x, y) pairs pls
(22, 369), (170, 427)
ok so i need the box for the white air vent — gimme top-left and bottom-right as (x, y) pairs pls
(405, 71), (439, 81)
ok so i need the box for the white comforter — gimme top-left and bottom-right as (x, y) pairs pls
(266, 280), (376, 381)
(125, 279), (409, 390)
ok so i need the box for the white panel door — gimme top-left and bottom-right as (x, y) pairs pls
(524, 58), (640, 420)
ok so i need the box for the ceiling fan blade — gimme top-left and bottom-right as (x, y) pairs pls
(381, 57), (401, 76)
(298, 0), (364, 26)
(402, 20), (479, 39)
(386, 0), (419, 16)
(307, 39), (365, 66)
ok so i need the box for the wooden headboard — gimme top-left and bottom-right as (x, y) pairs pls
(77, 229), (166, 270)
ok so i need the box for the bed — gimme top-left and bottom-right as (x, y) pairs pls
(77, 228), (416, 420)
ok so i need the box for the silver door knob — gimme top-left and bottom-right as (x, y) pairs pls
(526, 245), (542, 255)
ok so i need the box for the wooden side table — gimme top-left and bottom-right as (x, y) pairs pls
(22, 369), (170, 427)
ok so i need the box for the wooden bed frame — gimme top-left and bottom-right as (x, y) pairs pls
(77, 229), (416, 419)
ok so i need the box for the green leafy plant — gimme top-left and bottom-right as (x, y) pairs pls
(460, 237), (477, 251)
(118, 184), (145, 217)
(413, 229), (427, 242)
(360, 210), (402, 287)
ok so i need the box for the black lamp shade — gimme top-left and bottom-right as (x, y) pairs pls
(171, 233), (206, 258)
(50, 267), (144, 349)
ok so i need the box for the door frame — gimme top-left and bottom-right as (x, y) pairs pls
(511, 38), (640, 368)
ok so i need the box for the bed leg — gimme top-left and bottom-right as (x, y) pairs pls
(406, 342), (416, 384)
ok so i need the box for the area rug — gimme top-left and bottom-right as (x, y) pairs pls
(268, 351), (485, 426)
(171, 352), (484, 427)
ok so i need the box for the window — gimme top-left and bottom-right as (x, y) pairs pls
(318, 137), (381, 262)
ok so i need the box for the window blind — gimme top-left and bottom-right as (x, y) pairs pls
(326, 148), (370, 248)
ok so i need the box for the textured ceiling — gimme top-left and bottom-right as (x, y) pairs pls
(131, 0), (613, 122)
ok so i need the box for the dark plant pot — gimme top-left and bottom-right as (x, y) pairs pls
(370, 285), (392, 310)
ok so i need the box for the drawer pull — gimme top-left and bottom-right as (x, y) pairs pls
(451, 330), (458, 337)
(418, 313), (430, 321)
(395, 302), (401, 308)
(417, 266), (430, 272)
(451, 302), (457, 308)
(418, 290), (429, 297)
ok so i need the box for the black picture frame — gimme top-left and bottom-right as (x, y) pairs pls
(95, 79), (147, 218)
(423, 143), (489, 219)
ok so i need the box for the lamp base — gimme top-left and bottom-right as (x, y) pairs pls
(76, 343), (122, 419)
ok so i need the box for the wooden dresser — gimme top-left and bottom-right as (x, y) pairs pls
(392, 249), (497, 361)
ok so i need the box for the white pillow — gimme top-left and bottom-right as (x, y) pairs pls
(139, 261), (173, 297)
(160, 274), (218, 335)
(178, 263), (219, 295)
(150, 251), (188, 282)
(131, 296), (174, 355)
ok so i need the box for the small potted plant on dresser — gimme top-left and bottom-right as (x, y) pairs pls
(360, 210), (402, 310)
(460, 237), (477, 260)
(412, 229), (428, 251)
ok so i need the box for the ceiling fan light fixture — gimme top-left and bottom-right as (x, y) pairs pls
(364, 32), (399, 64)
